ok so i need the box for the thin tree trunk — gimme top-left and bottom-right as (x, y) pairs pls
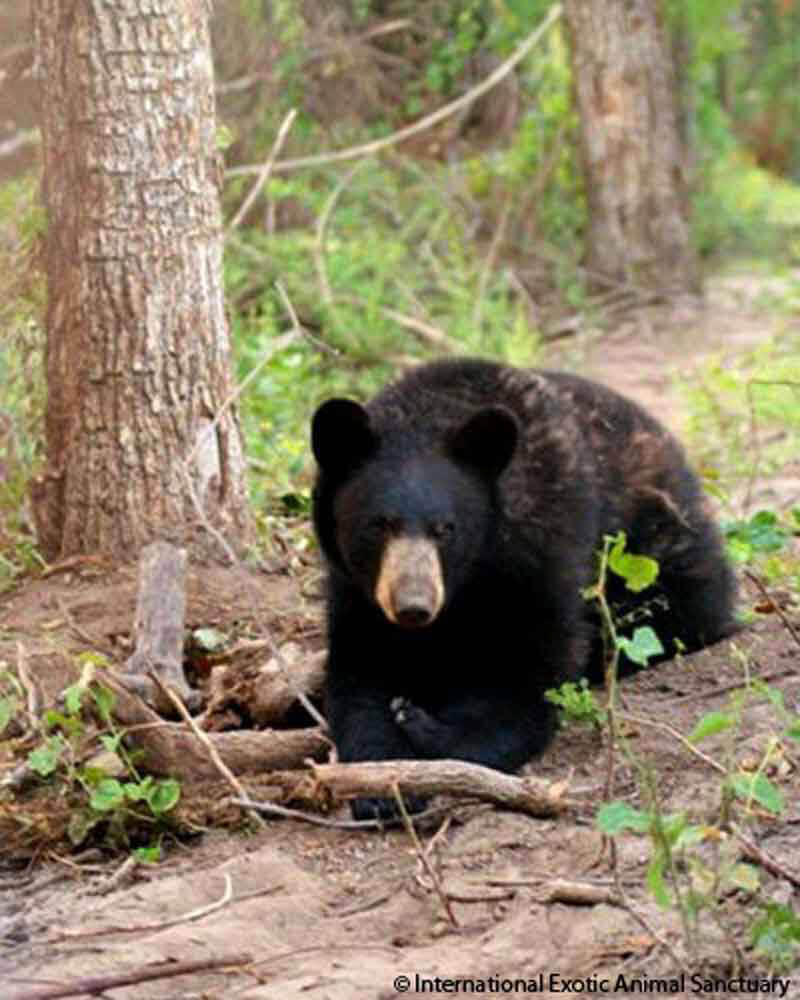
(563, 0), (700, 297)
(32, 0), (254, 561)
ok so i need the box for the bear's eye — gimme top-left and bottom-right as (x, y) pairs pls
(430, 521), (455, 541)
(370, 515), (400, 534)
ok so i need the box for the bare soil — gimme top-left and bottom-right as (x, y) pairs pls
(1, 276), (799, 999)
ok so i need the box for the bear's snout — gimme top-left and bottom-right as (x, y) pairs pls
(374, 536), (444, 628)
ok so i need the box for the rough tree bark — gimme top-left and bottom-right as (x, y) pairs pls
(563, 0), (700, 297)
(32, 0), (254, 561)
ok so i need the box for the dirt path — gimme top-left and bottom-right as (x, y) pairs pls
(2, 276), (799, 999)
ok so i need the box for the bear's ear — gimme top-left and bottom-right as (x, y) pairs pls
(448, 405), (518, 479)
(312, 398), (376, 475)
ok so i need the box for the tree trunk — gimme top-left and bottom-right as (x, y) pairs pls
(563, 0), (700, 297)
(32, 0), (254, 562)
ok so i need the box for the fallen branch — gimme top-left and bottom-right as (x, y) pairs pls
(744, 568), (800, 650)
(9, 951), (253, 1000)
(310, 759), (570, 817)
(733, 824), (800, 889)
(541, 878), (617, 905)
(108, 676), (329, 780)
(149, 671), (267, 830)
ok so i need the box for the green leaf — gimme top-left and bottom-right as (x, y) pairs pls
(62, 682), (84, 716)
(192, 627), (228, 652)
(730, 773), (785, 815)
(124, 778), (152, 803)
(147, 778), (181, 815)
(616, 627), (665, 666)
(689, 711), (735, 744)
(647, 852), (671, 907)
(0, 696), (18, 735)
(751, 902), (800, 970)
(723, 510), (790, 556)
(134, 843), (162, 864)
(596, 801), (650, 835)
(729, 863), (760, 894)
(67, 809), (102, 847)
(90, 684), (115, 723)
(27, 735), (66, 776)
(89, 778), (125, 812)
(785, 720), (800, 743)
(608, 534), (659, 593)
(100, 733), (123, 753)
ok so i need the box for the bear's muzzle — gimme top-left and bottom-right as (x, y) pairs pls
(374, 536), (444, 628)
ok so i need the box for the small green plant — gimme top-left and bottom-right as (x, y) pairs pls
(751, 902), (800, 973)
(586, 530), (800, 969)
(598, 661), (800, 967)
(545, 678), (605, 728)
(16, 656), (181, 849)
(586, 531), (664, 680)
(723, 508), (797, 565)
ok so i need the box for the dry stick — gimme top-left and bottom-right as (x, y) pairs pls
(230, 795), (474, 830)
(392, 783), (458, 928)
(744, 568), (800, 650)
(311, 759), (569, 817)
(617, 711), (727, 775)
(184, 329), (300, 472)
(472, 190), (512, 332)
(148, 671), (267, 830)
(16, 640), (42, 725)
(47, 874), (233, 944)
(334, 292), (460, 352)
(55, 595), (111, 654)
(11, 951), (253, 1000)
(90, 855), (138, 896)
(228, 797), (381, 830)
(732, 824), (800, 889)
(227, 4), (563, 178)
(314, 159), (369, 307)
(225, 107), (298, 236)
(275, 275), (340, 359)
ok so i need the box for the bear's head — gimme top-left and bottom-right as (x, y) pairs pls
(311, 398), (518, 629)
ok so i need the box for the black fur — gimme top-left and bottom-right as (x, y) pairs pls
(311, 359), (736, 820)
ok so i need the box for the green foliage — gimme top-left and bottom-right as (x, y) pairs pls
(0, 176), (46, 587)
(226, 160), (545, 503)
(723, 509), (795, 564)
(607, 533), (660, 593)
(6, 664), (182, 851)
(596, 801), (652, 836)
(689, 709), (735, 744)
(545, 678), (605, 728)
(751, 903), (800, 973)
(682, 342), (800, 594)
(615, 627), (665, 667)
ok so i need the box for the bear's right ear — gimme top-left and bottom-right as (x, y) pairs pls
(311, 398), (377, 475)
(448, 405), (518, 480)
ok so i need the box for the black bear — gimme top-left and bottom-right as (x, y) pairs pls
(311, 359), (736, 819)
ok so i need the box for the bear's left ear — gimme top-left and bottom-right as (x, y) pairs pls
(448, 405), (518, 479)
(312, 398), (377, 476)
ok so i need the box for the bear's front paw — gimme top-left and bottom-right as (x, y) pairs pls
(390, 696), (442, 752)
(351, 794), (429, 822)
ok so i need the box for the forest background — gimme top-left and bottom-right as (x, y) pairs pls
(1, 0), (799, 553)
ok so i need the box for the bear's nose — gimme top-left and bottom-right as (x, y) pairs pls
(394, 603), (434, 628)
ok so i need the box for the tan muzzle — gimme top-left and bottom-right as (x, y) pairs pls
(374, 536), (445, 628)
